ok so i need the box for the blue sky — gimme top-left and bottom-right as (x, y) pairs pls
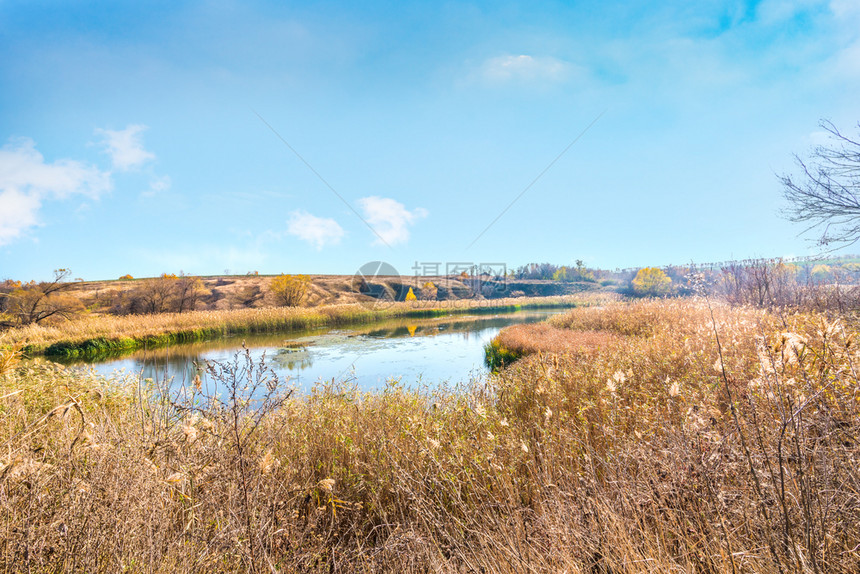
(1, 0), (859, 281)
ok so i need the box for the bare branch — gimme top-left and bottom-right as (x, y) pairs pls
(780, 120), (860, 248)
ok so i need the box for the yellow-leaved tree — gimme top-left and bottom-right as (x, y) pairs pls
(632, 267), (672, 297)
(811, 264), (832, 281)
(421, 281), (438, 301)
(405, 287), (417, 302)
(270, 274), (312, 307)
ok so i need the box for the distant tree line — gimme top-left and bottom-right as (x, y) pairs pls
(510, 255), (860, 307)
(3, 256), (859, 331)
(0, 270), (316, 331)
(513, 260), (597, 282)
(110, 274), (211, 315)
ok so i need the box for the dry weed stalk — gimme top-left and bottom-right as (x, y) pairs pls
(0, 299), (858, 572)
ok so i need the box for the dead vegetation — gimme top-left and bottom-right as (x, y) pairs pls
(491, 323), (621, 358)
(2, 298), (859, 572)
(0, 295), (595, 357)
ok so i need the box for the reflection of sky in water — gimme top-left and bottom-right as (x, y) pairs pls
(61, 311), (560, 393)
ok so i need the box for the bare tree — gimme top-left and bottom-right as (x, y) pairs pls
(133, 274), (179, 314)
(0, 269), (83, 326)
(780, 119), (860, 248)
(175, 276), (209, 313)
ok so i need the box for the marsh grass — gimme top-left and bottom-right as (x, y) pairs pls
(0, 346), (21, 377)
(1, 298), (859, 572)
(486, 325), (621, 370)
(0, 295), (608, 359)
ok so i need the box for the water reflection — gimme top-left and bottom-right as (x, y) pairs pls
(52, 310), (563, 392)
(272, 346), (313, 371)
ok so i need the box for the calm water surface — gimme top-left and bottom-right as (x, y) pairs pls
(51, 309), (565, 392)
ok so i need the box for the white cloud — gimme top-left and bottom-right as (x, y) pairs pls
(357, 196), (427, 246)
(0, 138), (111, 199)
(142, 174), (172, 197)
(830, 0), (860, 18)
(0, 188), (41, 246)
(828, 38), (860, 81)
(287, 210), (345, 250)
(0, 138), (111, 246)
(755, 0), (821, 24)
(96, 124), (155, 171)
(480, 54), (574, 84)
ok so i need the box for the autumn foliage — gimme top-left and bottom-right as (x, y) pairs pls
(0, 269), (83, 327)
(269, 274), (311, 307)
(632, 266), (672, 296)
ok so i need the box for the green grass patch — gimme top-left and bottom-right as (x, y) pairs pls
(483, 339), (523, 372)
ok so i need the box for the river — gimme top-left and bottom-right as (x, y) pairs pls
(46, 308), (564, 392)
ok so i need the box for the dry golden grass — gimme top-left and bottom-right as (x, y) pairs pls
(2, 297), (858, 572)
(493, 323), (621, 357)
(0, 294), (605, 356)
(547, 296), (684, 336)
(0, 346), (20, 376)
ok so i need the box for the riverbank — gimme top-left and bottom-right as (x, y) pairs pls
(1, 294), (612, 359)
(484, 297), (651, 370)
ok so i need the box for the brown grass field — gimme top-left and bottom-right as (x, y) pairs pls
(0, 294), (610, 357)
(2, 297), (860, 572)
(41, 273), (598, 312)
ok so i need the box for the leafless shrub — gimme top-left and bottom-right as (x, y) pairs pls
(111, 274), (210, 315)
(709, 258), (860, 312)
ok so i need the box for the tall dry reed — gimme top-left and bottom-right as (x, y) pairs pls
(1, 298), (858, 572)
(0, 294), (609, 357)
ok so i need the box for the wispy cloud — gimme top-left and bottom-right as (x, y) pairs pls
(287, 210), (345, 250)
(830, 0), (860, 18)
(96, 124), (155, 171)
(357, 196), (426, 246)
(755, 0), (821, 25)
(0, 137), (111, 246)
(143, 174), (172, 197)
(480, 54), (575, 84)
(0, 188), (41, 247)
